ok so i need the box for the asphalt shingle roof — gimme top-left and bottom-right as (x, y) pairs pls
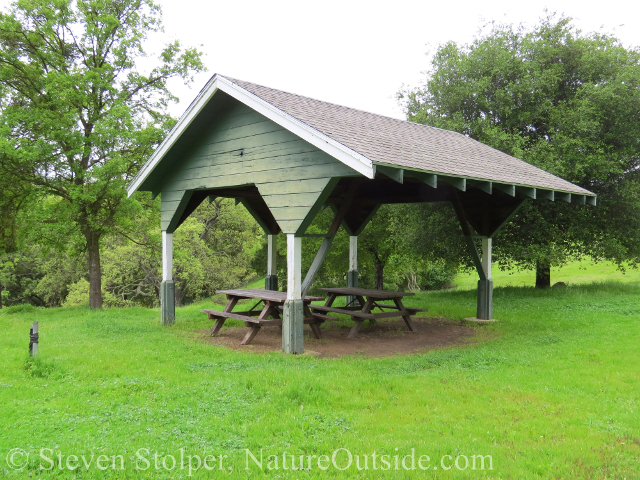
(224, 76), (593, 196)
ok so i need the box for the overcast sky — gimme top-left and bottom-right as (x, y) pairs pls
(157, 0), (640, 120)
(2, 0), (639, 120)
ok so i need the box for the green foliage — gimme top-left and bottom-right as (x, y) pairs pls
(399, 14), (640, 281)
(0, 195), (261, 308)
(0, 244), (84, 307)
(416, 262), (456, 290)
(62, 279), (90, 307)
(172, 199), (262, 304)
(100, 198), (261, 307)
(0, 0), (205, 308)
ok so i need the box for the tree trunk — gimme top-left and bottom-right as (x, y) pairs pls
(85, 229), (103, 309)
(535, 261), (551, 289)
(374, 258), (384, 290)
(0, 280), (3, 309)
(174, 279), (187, 307)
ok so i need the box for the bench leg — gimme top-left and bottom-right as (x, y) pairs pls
(309, 323), (322, 339)
(402, 315), (416, 332)
(347, 319), (363, 339)
(211, 317), (226, 335)
(241, 326), (261, 345)
(393, 298), (416, 332)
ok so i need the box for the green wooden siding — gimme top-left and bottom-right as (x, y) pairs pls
(160, 99), (357, 233)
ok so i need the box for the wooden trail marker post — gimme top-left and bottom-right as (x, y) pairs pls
(29, 321), (38, 356)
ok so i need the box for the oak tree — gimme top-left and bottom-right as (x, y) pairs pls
(399, 14), (640, 286)
(0, 0), (204, 307)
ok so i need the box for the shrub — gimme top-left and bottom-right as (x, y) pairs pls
(418, 263), (456, 291)
(63, 279), (90, 307)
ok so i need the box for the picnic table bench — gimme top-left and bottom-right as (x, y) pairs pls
(202, 289), (335, 345)
(311, 287), (428, 339)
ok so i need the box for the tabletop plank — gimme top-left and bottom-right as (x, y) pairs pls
(318, 287), (414, 299)
(216, 288), (323, 302)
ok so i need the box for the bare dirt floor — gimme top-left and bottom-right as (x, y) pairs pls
(198, 317), (484, 358)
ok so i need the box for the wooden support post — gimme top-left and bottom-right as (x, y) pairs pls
(477, 237), (493, 320)
(451, 192), (495, 322)
(265, 234), (278, 290)
(346, 235), (358, 306)
(160, 231), (175, 326)
(29, 321), (38, 356)
(283, 234), (304, 354)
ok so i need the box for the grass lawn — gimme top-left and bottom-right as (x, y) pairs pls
(453, 260), (640, 290)
(1, 274), (639, 477)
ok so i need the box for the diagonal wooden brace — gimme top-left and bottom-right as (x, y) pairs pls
(301, 182), (361, 297)
(451, 191), (487, 281)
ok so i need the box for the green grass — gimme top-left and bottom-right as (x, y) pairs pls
(453, 260), (640, 290)
(1, 280), (639, 478)
(243, 276), (266, 289)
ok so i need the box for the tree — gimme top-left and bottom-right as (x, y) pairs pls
(399, 14), (640, 286)
(0, 0), (204, 307)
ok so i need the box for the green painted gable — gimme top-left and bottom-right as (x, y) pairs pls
(144, 92), (359, 234)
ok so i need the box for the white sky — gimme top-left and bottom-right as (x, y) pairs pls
(2, 0), (639, 120)
(157, 0), (640, 119)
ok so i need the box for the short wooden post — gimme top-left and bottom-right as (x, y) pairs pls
(29, 321), (38, 356)
(346, 235), (358, 305)
(160, 231), (175, 325)
(477, 237), (493, 320)
(283, 234), (304, 354)
(265, 234), (278, 291)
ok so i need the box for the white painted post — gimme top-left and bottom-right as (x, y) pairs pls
(478, 237), (493, 320)
(349, 236), (358, 272)
(162, 231), (173, 281)
(482, 237), (492, 280)
(283, 234), (303, 354)
(265, 234), (278, 290)
(287, 235), (301, 300)
(161, 231), (175, 325)
(268, 235), (277, 276)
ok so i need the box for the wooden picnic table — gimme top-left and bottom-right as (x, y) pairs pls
(310, 287), (428, 339)
(202, 289), (334, 345)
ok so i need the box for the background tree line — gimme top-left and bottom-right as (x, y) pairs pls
(1, 4), (639, 308)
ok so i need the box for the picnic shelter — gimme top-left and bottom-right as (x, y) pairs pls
(127, 74), (596, 354)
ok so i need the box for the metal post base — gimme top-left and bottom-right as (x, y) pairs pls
(160, 280), (175, 326)
(283, 299), (304, 354)
(477, 278), (493, 320)
(346, 269), (358, 306)
(265, 275), (278, 291)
